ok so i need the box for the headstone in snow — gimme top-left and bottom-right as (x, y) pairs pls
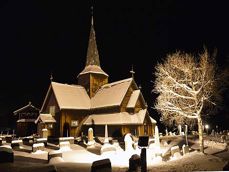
(87, 128), (95, 146)
(154, 126), (160, 153)
(36, 138), (48, 146)
(59, 141), (71, 151)
(0, 145), (14, 163)
(91, 158), (111, 172)
(178, 125), (182, 135)
(0, 138), (2, 146)
(171, 145), (181, 158)
(104, 124), (109, 144)
(59, 137), (74, 144)
(5, 135), (12, 143)
(11, 140), (23, 149)
(129, 154), (141, 172)
(124, 133), (134, 152)
(100, 144), (116, 155)
(165, 128), (168, 136)
(48, 150), (62, 162)
(211, 129), (215, 136)
(182, 144), (189, 155)
(169, 131), (172, 136)
(32, 143), (44, 153)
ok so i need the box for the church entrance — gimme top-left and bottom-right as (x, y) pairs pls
(63, 122), (70, 137)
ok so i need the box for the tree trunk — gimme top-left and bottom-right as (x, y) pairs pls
(197, 116), (204, 153)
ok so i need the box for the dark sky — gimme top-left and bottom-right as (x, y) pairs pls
(0, 0), (228, 129)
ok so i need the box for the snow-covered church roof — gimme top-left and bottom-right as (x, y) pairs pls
(91, 78), (133, 109)
(83, 109), (150, 125)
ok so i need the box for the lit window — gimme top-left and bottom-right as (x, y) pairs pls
(49, 106), (55, 116)
(47, 123), (53, 129)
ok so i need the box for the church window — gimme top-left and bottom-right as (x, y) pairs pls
(49, 106), (55, 116)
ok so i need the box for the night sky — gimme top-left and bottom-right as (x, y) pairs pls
(0, 0), (228, 129)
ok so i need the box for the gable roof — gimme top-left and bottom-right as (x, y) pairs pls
(41, 82), (91, 111)
(83, 109), (148, 125)
(13, 102), (40, 115)
(127, 90), (140, 108)
(91, 78), (133, 109)
(35, 114), (56, 123)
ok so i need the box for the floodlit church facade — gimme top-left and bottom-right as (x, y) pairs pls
(37, 11), (156, 138)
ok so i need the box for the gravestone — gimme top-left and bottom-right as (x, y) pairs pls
(59, 137), (74, 144)
(171, 145), (181, 158)
(11, 140), (23, 149)
(0, 138), (2, 146)
(165, 128), (168, 136)
(48, 150), (62, 162)
(59, 141), (71, 151)
(154, 125), (161, 155)
(87, 128), (95, 146)
(182, 144), (189, 155)
(124, 133), (134, 152)
(0, 145), (14, 163)
(32, 143), (45, 152)
(178, 125), (182, 135)
(211, 129), (215, 136)
(104, 125), (109, 144)
(91, 158), (112, 172)
(36, 138), (48, 146)
(5, 135), (12, 143)
(129, 154), (141, 172)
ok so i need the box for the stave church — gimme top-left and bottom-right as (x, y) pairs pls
(36, 8), (156, 138)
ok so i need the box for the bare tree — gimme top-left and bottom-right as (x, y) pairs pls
(153, 49), (223, 153)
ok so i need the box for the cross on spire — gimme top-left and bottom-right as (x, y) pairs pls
(50, 72), (53, 82)
(130, 65), (135, 78)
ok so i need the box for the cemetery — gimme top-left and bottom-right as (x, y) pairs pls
(0, 125), (228, 172)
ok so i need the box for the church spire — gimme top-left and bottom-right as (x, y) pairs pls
(85, 5), (100, 67)
(77, 3), (108, 98)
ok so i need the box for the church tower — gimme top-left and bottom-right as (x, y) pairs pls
(78, 7), (108, 98)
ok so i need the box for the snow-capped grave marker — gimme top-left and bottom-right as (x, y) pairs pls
(48, 150), (62, 162)
(59, 141), (71, 151)
(36, 138), (47, 146)
(178, 125), (182, 135)
(182, 144), (189, 155)
(87, 128), (95, 146)
(129, 154), (141, 172)
(91, 158), (111, 172)
(124, 133), (134, 152)
(0, 145), (14, 163)
(171, 145), (181, 158)
(59, 137), (74, 144)
(32, 143), (44, 153)
(11, 140), (23, 149)
(104, 124), (109, 144)
(0, 138), (2, 146)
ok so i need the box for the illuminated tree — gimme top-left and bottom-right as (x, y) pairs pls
(153, 49), (222, 153)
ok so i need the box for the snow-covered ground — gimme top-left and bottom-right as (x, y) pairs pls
(0, 135), (228, 172)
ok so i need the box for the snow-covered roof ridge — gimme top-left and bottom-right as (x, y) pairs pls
(91, 78), (133, 109)
(102, 77), (133, 88)
(13, 101), (40, 115)
(51, 82), (85, 89)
